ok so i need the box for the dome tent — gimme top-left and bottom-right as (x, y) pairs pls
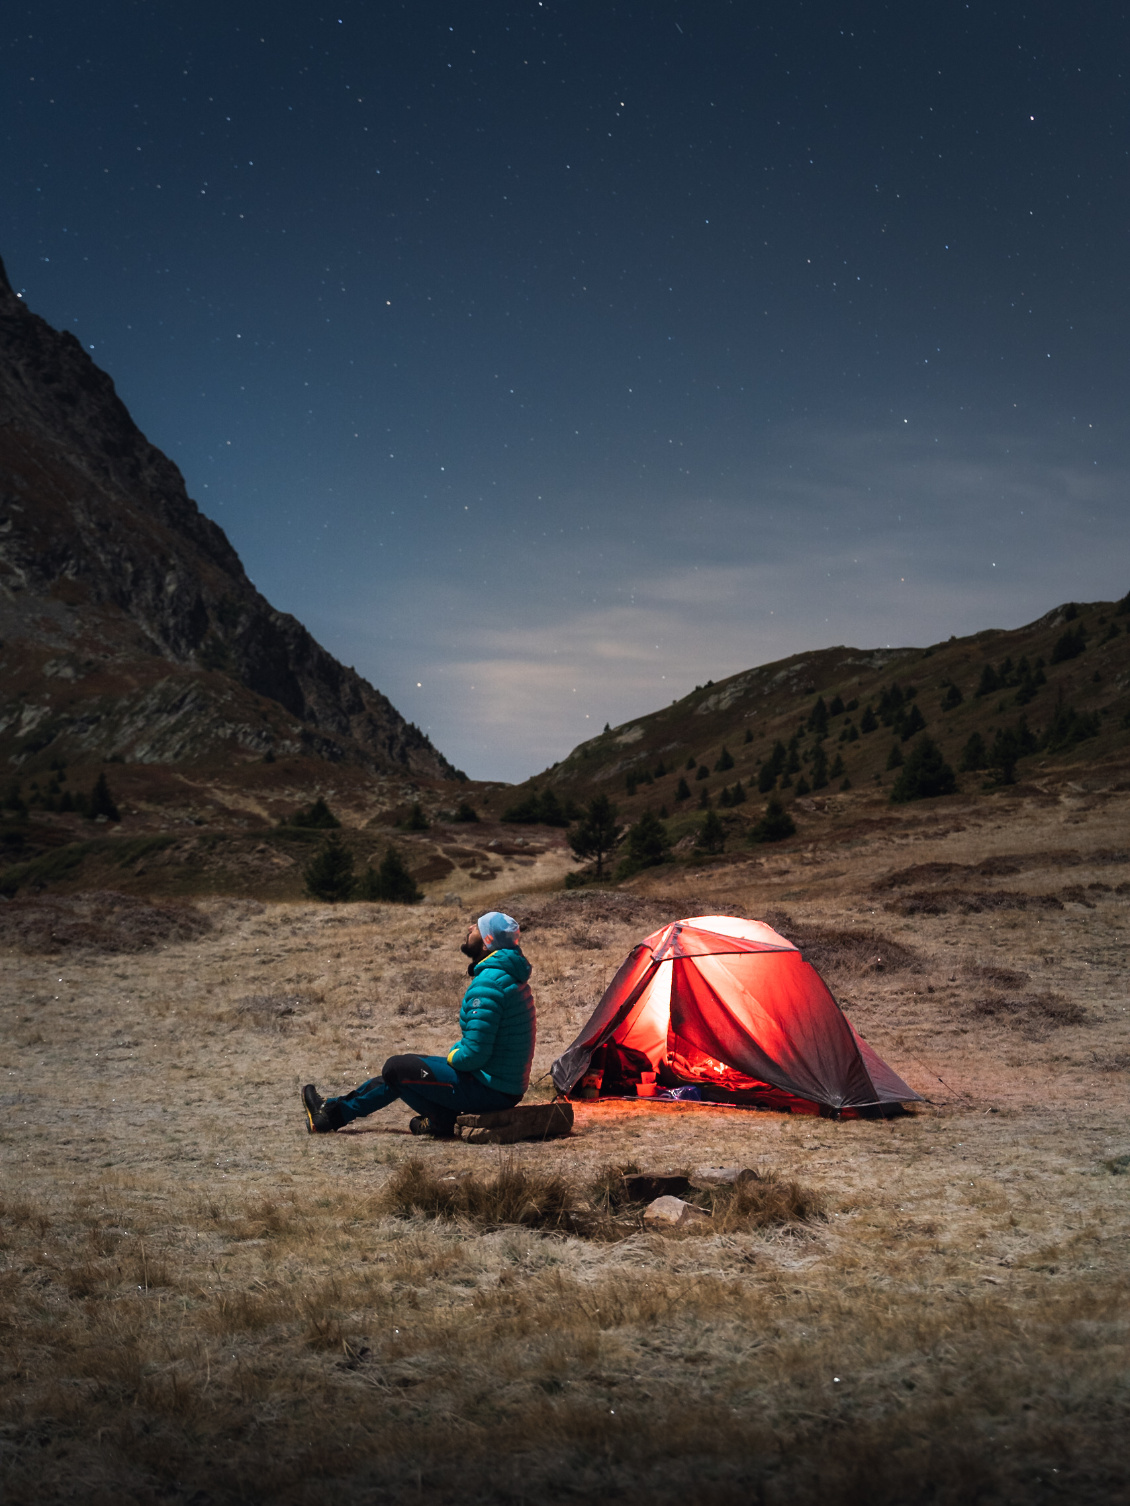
(550, 915), (921, 1117)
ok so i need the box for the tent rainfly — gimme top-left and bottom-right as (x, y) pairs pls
(551, 915), (922, 1117)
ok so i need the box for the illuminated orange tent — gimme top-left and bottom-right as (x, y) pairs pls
(550, 915), (921, 1117)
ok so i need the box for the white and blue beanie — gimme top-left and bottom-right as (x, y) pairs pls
(477, 911), (520, 950)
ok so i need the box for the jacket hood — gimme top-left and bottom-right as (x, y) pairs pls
(473, 946), (532, 984)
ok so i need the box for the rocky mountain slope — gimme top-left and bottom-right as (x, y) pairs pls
(0, 254), (458, 778)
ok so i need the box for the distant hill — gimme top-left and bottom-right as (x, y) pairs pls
(0, 254), (458, 779)
(486, 601), (1130, 827)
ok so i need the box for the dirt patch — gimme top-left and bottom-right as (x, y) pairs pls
(763, 910), (922, 978)
(969, 989), (1086, 1037)
(0, 889), (212, 953)
(885, 888), (1065, 916)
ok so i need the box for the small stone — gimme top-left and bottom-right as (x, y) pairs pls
(643, 1195), (711, 1229)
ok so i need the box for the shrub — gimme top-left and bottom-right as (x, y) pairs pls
(889, 736), (957, 803)
(743, 727), (753, 744)
(303, 834), (356, 902)
(358, 845), (422, 904)
(453, 801), (480, 823)
(696, 809), (725, 854)
(749, 796), (796, 844)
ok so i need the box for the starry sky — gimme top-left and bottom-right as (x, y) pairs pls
(3, 2), (1129, 781)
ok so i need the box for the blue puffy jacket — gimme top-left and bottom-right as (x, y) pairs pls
(447, 945), (536, 1096)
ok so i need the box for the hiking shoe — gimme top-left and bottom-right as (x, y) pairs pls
(408, 1115), (455, 1140)
(302, 1083), (336, 1134)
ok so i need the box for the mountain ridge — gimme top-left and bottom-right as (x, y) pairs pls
(0, 254), (458, 778)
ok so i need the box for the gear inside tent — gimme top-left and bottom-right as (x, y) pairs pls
(550, 915), (922, 1118)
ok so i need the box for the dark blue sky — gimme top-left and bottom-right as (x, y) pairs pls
(4, 2), (1128, 779)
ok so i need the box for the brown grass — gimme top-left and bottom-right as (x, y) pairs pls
(0, 888), (212, 952)
(2, 787), (1129, 1503)
(378, 1155), (584, 1231)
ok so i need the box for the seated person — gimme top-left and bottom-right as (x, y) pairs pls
(301, 911), (535, 1139)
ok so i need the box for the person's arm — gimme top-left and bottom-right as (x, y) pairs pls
(447, 979), (503, 1071)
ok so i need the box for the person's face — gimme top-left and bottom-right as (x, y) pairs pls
(461, 925), (487, 964)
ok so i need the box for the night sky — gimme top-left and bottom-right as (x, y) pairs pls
(3, 3), (1128, 781)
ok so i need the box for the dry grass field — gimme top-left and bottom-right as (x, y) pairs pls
(2, 779), (1128, 1505)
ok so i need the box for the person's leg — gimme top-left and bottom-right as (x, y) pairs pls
(326, 1054), (452, 1128)
(394, 1066), (521, 1134)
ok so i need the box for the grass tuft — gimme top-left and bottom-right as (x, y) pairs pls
(378, 1156), (584, 1231)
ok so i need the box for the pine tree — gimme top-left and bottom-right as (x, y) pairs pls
(360, 845), (422, 903)
(88, 772), (121, 822)
(900, 702), (927, 741)
(624, 810), (671, 869)
(757, 762), (776, 794)
(713, 745), (735, 772)
(695, 763), (709, 780)
(959, 731), (988, 771)
(697, 785), (712, 809)
(303, 833), (356, 902)
(403, 801), (430, 831)
(941, 681), (964, 710)
(674, 776), (691, 802)
(794, 775), (811, 796)
(829, 753), (845, 780)
(829, 694), (845, 716)
(730, 779), (746, 805)
(890, 737), (957, 803)
(811, 744), (829, 789)
(860, 704), (878, 734)
(567, 794), (623, 878)
(976, 663), (1000, 697)
(749, 796), (796, 844)
(886, 742), (904, 771)
(807, 696), (829, 738)
(696, 809), (726, 854)
(291, 795), (340, 829)
(743, 727), (753, 744)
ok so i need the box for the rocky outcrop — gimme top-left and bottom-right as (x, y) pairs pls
(0, 255), (459, 777)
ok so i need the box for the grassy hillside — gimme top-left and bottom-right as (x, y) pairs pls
(478, 595), (1130, 861)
